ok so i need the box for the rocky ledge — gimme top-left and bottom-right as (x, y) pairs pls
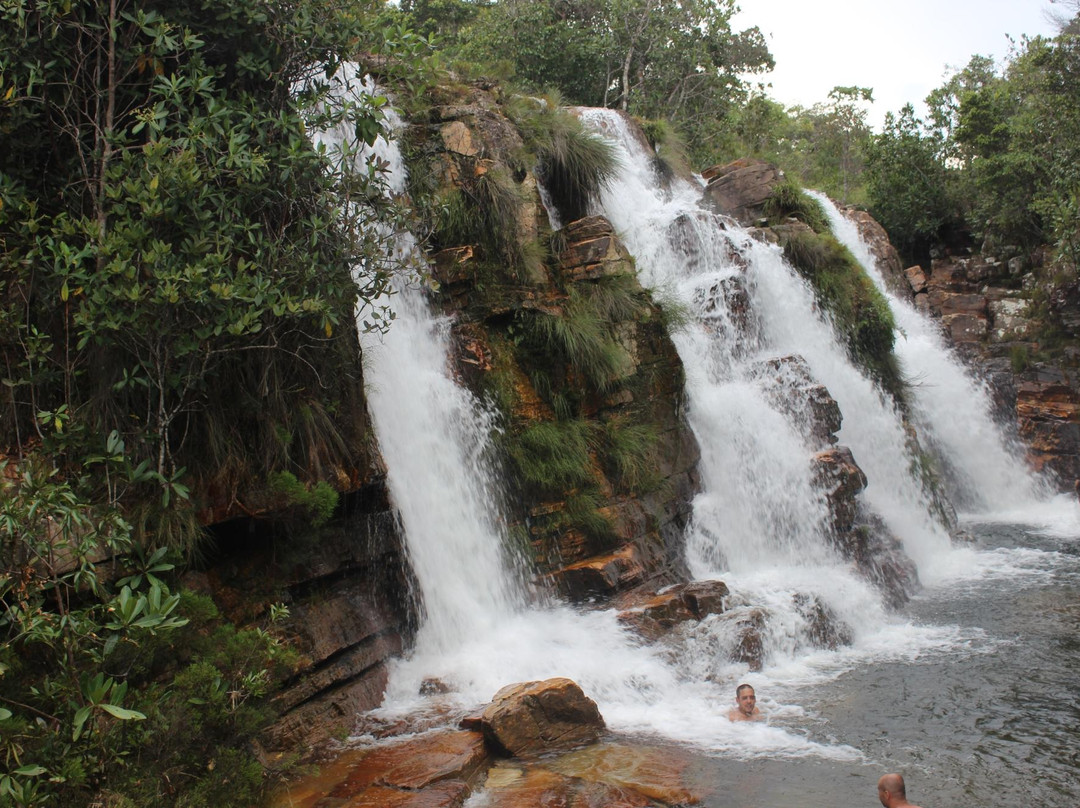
(273, 677), (706, 808)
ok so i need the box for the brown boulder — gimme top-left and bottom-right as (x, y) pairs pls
(792, 592), (853, 649)
(904, 265), (928, 294)
(701, 158), (784, 225)
(481, 679), (606, 757)
(811, 445), (868, 533)
(326, 730), (489, 798)
(716, 607), (767, 671)
(616, 579), (729, 641)
(548, 544), (646, 601)
(758, 355), (843, 446)
(323, 780), (469, 808)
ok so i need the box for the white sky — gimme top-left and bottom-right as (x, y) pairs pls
(731, 0), (1061, 128)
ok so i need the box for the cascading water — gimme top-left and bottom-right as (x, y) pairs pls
(299, 80), (1080, 804)
(812, 192), (1050, 514)
(310, 68), (527, 658)
(580, 109), (951, 575)
(309, 76), (937, 759)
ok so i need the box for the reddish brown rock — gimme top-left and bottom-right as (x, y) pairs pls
(942, 312), (988, 343)
(713, 607), (768, 671)
(480, 766), (654, 808)
(326, 730), (489, 799)
(701, 158), (784, 225)
(481, 679), (606, 757)
(904, 265), (928, 294)
(928, 289), (988, 316)
(1017, 379), (1080, 482)
(812, 445), (868, 533)
(616, 580), (729, 641)
(758, 355), (843, 447)
(552, 742), (704, 805)
(548, 545), (646, 600)
(323, 779), (469, 808)
(792, 592), (853, 649)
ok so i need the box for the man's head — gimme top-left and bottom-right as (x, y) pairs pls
(734, 683), (756, 716)
(877, 773), (906, 807)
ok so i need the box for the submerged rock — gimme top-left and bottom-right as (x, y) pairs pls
(481, 678), (606, 757)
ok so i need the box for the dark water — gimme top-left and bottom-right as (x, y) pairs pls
(691, 522), (1080, 808)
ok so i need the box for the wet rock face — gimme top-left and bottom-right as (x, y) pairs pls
(481, 678), (606, 757)
(421, 82), (700, 602)
(905, 251), (1080, 491)
(812, 445), (868, 533)
(615, 579), (730, 641)
(700, 158), (784, 225)
(842, 207), (911, 301)
(187, 483), (414, 756)
(756, 355), (843, 447)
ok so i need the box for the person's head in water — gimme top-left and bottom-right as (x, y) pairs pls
(877, 773), (921, 808)
(729, 683), (759, 720)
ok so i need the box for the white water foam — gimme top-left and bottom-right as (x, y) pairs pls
(813, 192), (1051, 516)
(324, 88), (1066, 762)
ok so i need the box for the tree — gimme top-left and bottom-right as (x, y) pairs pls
(865, 104), (954, 261)
(0, 0), (404, 517)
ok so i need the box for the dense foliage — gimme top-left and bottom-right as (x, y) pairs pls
(0, 0), (418, 804)
(396, 0), (774, 166)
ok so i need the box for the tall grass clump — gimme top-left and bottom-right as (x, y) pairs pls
(510, 93), (620, 223)
(765, 180), (832, 234)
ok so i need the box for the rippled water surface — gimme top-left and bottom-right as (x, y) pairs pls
(688, 520), (1080, 807)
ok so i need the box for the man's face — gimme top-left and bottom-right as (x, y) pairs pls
(877, 782), (889, 807)
(736, 687), (756, 715)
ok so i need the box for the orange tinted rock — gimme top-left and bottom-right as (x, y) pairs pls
(617, 580), (729, 641)
(548, 545), (645, 600)
(481, 678), (605, 757)
(327, 730), (488, 799)
(480, 766), (653, 808)
(327, 780), (470, 808)
(552, 743), (703, 805)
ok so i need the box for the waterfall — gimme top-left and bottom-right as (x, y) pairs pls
(312, 81), (1004, 758)
(812, 193), (1050, 514)
(581, 109), (951, 575)
(311, 68), (526, 656)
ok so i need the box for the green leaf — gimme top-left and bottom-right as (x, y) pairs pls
(99, 703), (146, 721)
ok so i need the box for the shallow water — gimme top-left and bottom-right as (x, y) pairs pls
(684, 517), (1080, 807)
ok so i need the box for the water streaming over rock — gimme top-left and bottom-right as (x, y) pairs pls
(321, 85), (1074, 766)
(580, 109), (951, 575)
(811, 192), (1051, 514)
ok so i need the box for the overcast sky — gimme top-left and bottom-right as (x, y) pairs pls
(731, 0), (1061, 128)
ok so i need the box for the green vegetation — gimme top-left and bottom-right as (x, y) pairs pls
(0, 462), (298, 806)
(269, 471), (340, 528)
(0, 0), (427, 804)
(778, 228), (898, 386)
(763, 180), (832, 234)
(511, 98), (621, 223)
(394, 0), (774, 167)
